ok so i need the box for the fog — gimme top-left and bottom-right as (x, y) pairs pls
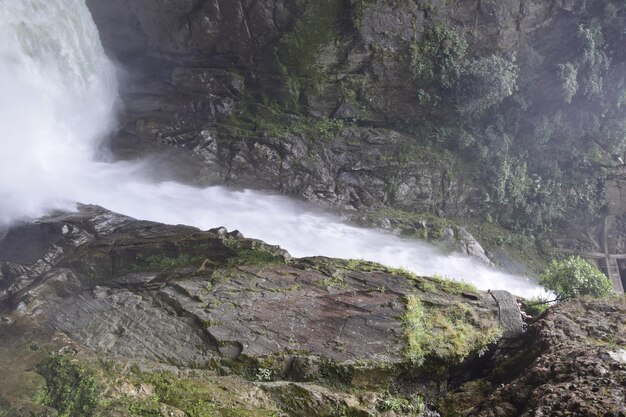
(0, 0), (546, 298)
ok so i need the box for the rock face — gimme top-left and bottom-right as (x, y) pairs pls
(444, 299), (626, 417)
(83, 0), (486, 213)
(84, 0), (626, 235)
(0, 207), (623, 416)
(0, 206), (508, 415)
(0, 206), (498, 368)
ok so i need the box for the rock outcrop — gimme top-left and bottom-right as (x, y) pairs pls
(0, 205), (508, 416)
(83, 0), (626, 236)
(0, 207), (623, 416)
(443, 298), (626, 417)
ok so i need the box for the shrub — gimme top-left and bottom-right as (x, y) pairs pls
(577, 24), (610, 98)
(35, 355), (100, 417)
(460, 54), (519, 114)
(557, 62), (579, 103)
(539, 256), (613, 299)
(523, 295), (551, 316)
(410, 25), (468, 88)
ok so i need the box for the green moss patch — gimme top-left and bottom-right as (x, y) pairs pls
(366, 208), (456, 241)
(403, 296), (501, 366)
(275, 0), (344, 78)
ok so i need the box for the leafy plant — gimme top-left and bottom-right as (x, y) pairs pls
(460, 54), (519, 114)
(35, 355), (100, 417)
(557, 62), (579, 103)
(577, 24), (611, 98)
(255, 368), (273, 382)
(523, 295), (552, 316)
(377, 391), (424, 414)
(410, 25), (468, 88)
(539, 256), (613, 299)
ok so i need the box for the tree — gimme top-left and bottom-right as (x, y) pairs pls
(539, 256), (613, 299)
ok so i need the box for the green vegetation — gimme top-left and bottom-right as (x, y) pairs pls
(403, 296), (501, 366)
(404, 295), (430, 365)
(220, 98), (348, 142)
(576, 24), (611, 98)
(366, 208), (455, 240)
(460, 54), (518, 114)
(557, 62), (578, 103)
(35, 355), (100, 417)
(317, 357), (354, 390)
(377, 391), (424, 414)
(111, 370), (280, 417)
(539, 256), (613, 300)
(400, 19), (623, 234)
(230, 248), (285, 266)
(318, 272), (348, 288)
(523, 295), (551, 316)
(410, 25), (468, 89)
(133, 253), (197, 271)
(452, 21), (622, 233)
(431, 275), (479, 296)
(275, 0), (343, 78)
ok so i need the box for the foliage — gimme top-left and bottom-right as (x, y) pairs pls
(255, 368), (273, 382)
(404, 295), (429, 365)
(366, 207), (455, 241)
(576, 24), (611, 98)
(231, 248), (285, 266)
(133, 253), (196, 271)
(557, 62), (578, 103)
(403, 295), (501, 366)
(132, 372), (275, 417)
(414, 20), (622, 234)
(221, 96), (348, 142)
(431, 274), (479, 296)
(539, 256), (613, 299)
(523, 295), (551, 316)
(35, 355), (100, 417)
(377, 391), (424, 414)
(460, 55), (519, 114)
(410, 25), (468, 88)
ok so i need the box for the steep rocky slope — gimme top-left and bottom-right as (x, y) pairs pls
(86, 0), (626, 235)
(0, 207), (623, 416)
(0, 206), (507, 416)
(442, 298), (626, 417)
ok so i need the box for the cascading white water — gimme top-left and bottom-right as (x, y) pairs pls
(0, 0), (547, 298)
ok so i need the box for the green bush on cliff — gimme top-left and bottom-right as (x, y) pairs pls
(576, 24), (611, 98)
(35, 355), (100, 417)
(410, 25), (468, 88)
(460, 54), (519, 114)
(557, 62), (579, 103)
(539, 256), (613, 300)
(275, 0), (343, 78)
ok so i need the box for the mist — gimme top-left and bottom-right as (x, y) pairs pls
(0, 0), (546, 298)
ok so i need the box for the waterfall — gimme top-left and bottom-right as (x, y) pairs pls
(0, 0), (546, 298)
(0, 0), (118, 221)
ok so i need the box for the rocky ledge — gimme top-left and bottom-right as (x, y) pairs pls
(0, 206), (623, 416)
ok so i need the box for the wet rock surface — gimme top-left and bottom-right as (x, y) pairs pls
(0, 206), (623, 416)
(0, 205), (506, 415)
(83, 0), (622, 230)
(0, 206), (499, 368)
(84, 0), (493, 216)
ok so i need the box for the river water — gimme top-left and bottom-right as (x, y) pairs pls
(0, 0), (546, 298)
